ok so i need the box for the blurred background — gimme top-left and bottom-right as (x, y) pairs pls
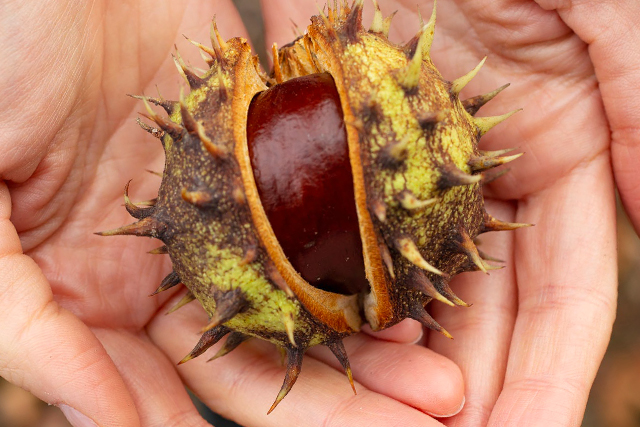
(1, 1), (638, 426)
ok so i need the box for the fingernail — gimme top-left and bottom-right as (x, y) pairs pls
(409, 328), (424, 345)
(426, 395), (465, 418)
(59, 405), (98, 427)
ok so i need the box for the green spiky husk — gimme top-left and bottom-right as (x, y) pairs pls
(100, 0), (526, 412)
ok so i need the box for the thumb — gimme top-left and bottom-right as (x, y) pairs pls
(0, 182), (139, 427)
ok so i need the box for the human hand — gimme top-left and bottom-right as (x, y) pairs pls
(0, 1), (467, 426)
(264, 0), (625, 426)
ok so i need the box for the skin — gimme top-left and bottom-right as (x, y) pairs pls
(0, 0), (636, 426)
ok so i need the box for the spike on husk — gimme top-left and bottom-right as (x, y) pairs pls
(123, 181), (155, 219)
(327, 340), (357, 394)
(95, 216), (166, 239)
(409, 302), (452, 339)
(268, 348), (304, 414)
(474, 109), (522, 136)
(408, 269), (454, 306)
(178, 326), (230, 364)
(151, 271), (181, 296)
(395, 237), (443, 275)
(469, 152), (523, 173)
(207, 332), (251, 361)
(463, 83), (510, 115)
(369, 0), (384, 34)
(167, 291), (196, 314)
(482, 212), (532, 233)
(458, 227), (488, 274)
(451, 56), (486, 96)
(201, 288), (248, 333)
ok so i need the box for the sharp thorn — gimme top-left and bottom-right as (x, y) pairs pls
(146, 169), (163, 178)
(136, 117), (165, 139)
(201, 288), (248, 333)
(477, 249), (504, 263)
(178, 326), (230, 364)
(408, 269), (454, 306)
(179, 97), (226, 158)
(369, 0), (384, 34)
(95, 216), (166, 239)
(211, 19), (228, 53)
(479, 147), (518, 157)
(129, 197), (157, 207)
(474, 109), (522, 136)
(179, 95), (198, 134)
(459, 228), (488, 274)
(140, 96), (184, 140)
(267, 347), (304, 414)
(422, 0), (437, 58)
(395, 237), (443, 275)
(462, 83), (510, 115)
(206, 332), (250, 361)
(327, 340), (357, 394)
(451, 56), (487, 96)
(151, 271), (182, 296)
(469, 152), (523, 173)
(397, 190), (437, 210)
(166, 291), (196, 314)
(128, 94), (176, 115)
(409, 303), (452, 339)
(124, 180), (155, 220)
(184, 34), (216, 61)
(432, 276), (469, 307)
(438, 163), (481, 190)
(382, 10), (397, 38)
(172, 51), (191, 87)
(482, 212), (532, 233)
(148, 245), (168, 255)
(397, 33), (424, 91)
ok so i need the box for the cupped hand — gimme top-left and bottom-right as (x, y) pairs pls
(267, 1), (631, 426)
(0, 1), (467, 426)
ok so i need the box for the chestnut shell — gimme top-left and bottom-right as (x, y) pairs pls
(99, 0), (526, 413)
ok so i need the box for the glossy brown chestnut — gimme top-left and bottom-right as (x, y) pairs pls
(247, 73), (367, 295)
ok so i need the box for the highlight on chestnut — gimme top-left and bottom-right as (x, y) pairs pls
(98, 0), (528, 413)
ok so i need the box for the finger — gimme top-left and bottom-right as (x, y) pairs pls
(361, 318), (424, 344)
(488, 154), (617, 427)
(93, 328), (210, 427)
(147, 298), (447, 427)
(0, 183), (139, 426)
(428, 199), (518, 426)
(537, 0), (640, 234)
(306, 331), (465, 417)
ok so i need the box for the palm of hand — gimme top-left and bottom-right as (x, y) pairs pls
(1, 1), (618, 426)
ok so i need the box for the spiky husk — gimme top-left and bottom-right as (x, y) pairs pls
(100, 0), (527, 412)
